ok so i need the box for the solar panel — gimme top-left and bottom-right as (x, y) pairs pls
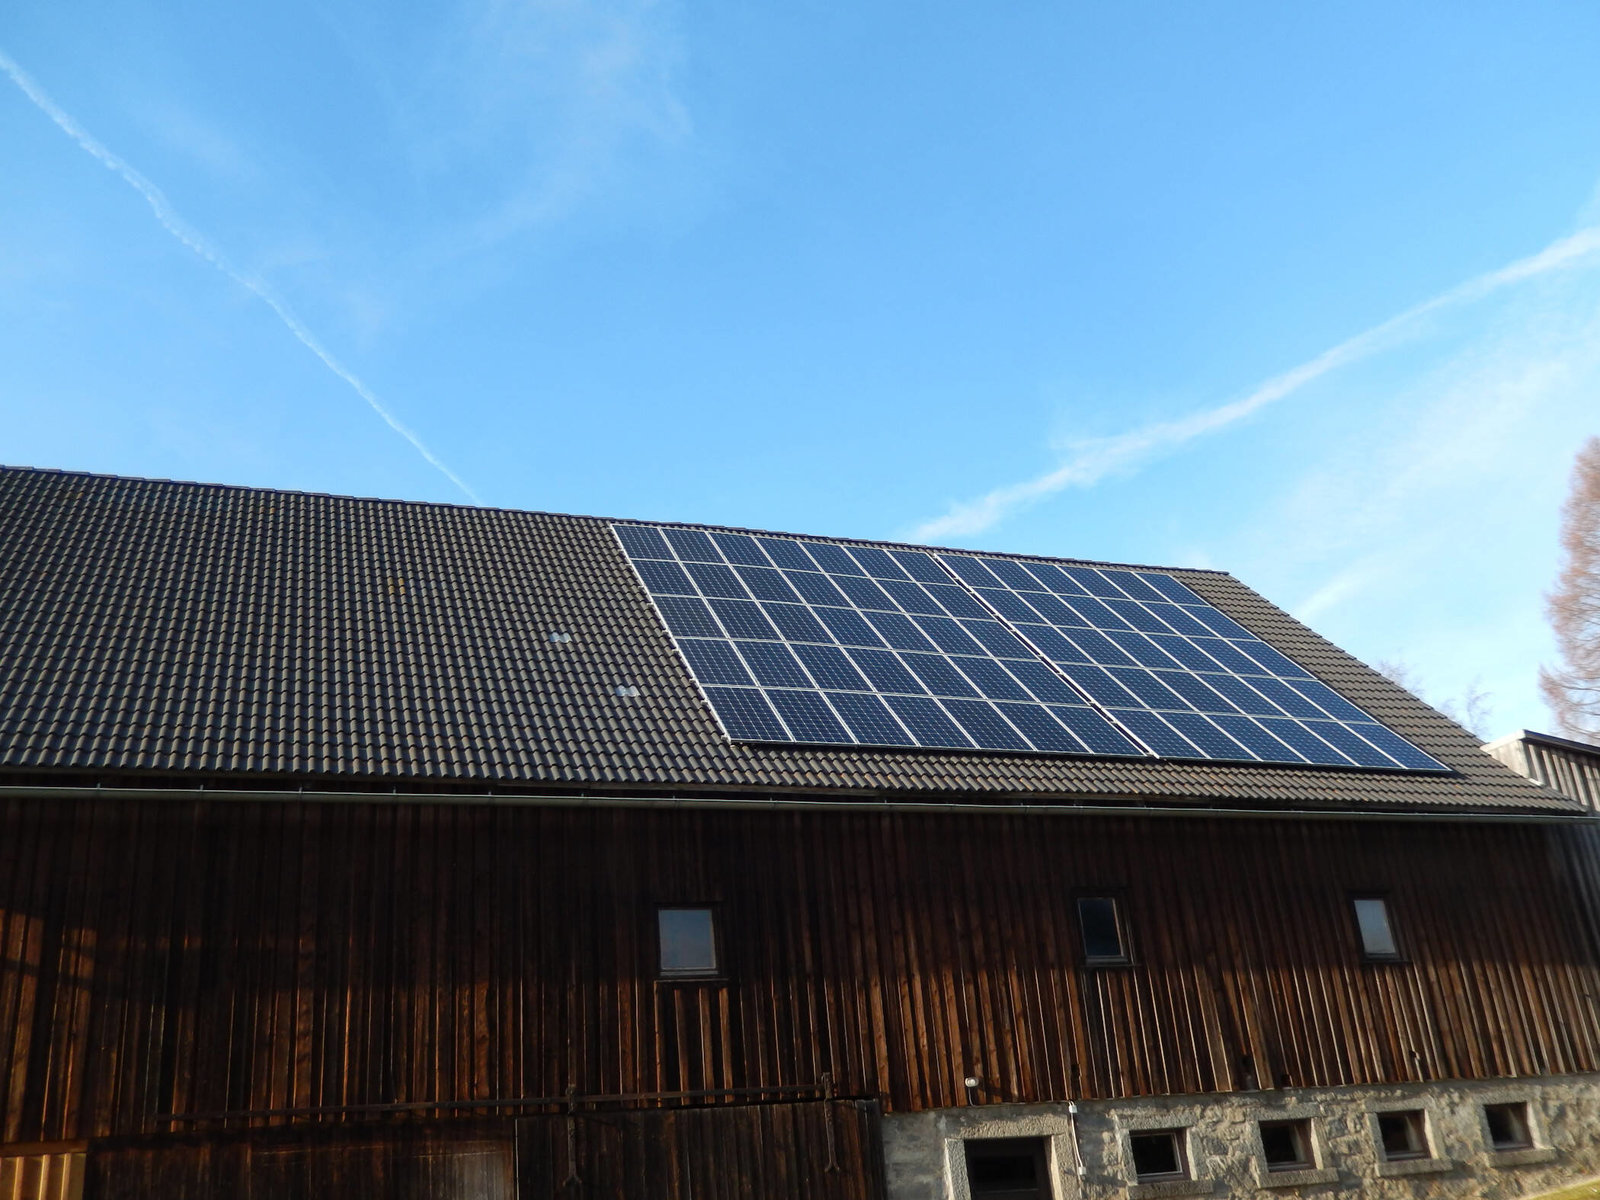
(613, 524), (1447, 772)
(612, 523), (1142, 757)
(937, 551), (1445, 771)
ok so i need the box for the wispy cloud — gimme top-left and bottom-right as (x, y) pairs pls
(0, 47), (480, 503)
(910, 224), (1600, 543)
(1227, 266), (1600, 730)
(342, 0), (693, 255)
(456, 0), (691, 243)
(1293, 559), (1387, 626)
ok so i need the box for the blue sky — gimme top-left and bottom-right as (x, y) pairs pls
(4, 1), (1599, 738)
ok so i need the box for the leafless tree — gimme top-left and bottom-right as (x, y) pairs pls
(1540, 436), (1600, 744)
(1376, 658), (1494, 740)
(1452, 678), (1494, 741)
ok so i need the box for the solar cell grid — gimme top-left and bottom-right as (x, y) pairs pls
(680, 639), (752, 686)
(612, 525), (1143, 757)
(867, 611), (937, 652)
(925, 583), (990, 620)
(1210, 712), (1297, 760)
(613, 523), (1446, 773)
(831, 691), (917, 745)
(769, 690), (853, 743)
(1021, 561), (1089, 595)
(792, 643), (871, 691)
(704, 686), (787, 740)
(711, 531), (768, 566)
(936, 551), (1445, 770)
(735, 566), (798, 602)
(885, 695), (973, 747)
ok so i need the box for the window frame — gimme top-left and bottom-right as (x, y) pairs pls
(1075, 891), (1133, 967)
(1128, 1128), (1189, 1183)
(961, 1135), (1051, 1199)
(1247, 1109), (1337, 1186)
(1349, 892), (1405, 963)
(1482, 1101), (1533, 1152)
(943, 1119), (1076, 1200)
(1375, 1109), (1431, 1162)
(1257, 1118), (1314, 1173)
(654, 903), (724, 981)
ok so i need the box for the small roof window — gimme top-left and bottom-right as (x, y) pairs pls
(658, 907), (719, 978)
(1352, 896), (1400, 960)
(1078, 895), (1129, 964)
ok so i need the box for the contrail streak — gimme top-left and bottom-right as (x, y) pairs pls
(0, 48), (481, 504)
(910, 224), (1600, 542)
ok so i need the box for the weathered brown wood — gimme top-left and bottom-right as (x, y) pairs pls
(4, 798), (1600, 1144)
(0, 1144), (86, 1200)
(510, 1100), (880, 1200)
(85, 1122), (514, 1200)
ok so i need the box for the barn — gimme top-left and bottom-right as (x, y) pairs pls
(3, 464), (1599, 1199)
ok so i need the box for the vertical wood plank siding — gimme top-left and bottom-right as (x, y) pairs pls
(1491, 739), (1600, 812)
(513, 1101), (882, 1200)
(4, 798), (1600, 1143)
(82, 1103), (879, 1200)
(85, 1123), (514, 1200)
(0, 1148), (85, 1200)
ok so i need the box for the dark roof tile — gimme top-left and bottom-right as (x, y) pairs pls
(0, 465), (1569, 812)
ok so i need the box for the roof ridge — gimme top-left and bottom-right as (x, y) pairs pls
(0, 463), (1231, 577)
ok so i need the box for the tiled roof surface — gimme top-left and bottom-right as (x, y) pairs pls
(0, 466), (1570, 811)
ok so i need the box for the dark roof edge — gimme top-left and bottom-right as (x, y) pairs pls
(0, 463), (1233, 578)
(605, 517), (1235, 577)
(2, 783), (1587, 824)
(1484, 729), (1600, 758)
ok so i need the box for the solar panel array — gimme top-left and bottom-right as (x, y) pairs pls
(612, 523), (1447, 773)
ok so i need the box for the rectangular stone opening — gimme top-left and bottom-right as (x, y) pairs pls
(1377, 1110), (1430, 1161)
(1259, 1119), (1313, 1171)
(1484, 1102), (1533, 1151)
(963, 1136), (1050, 1199)
(1130, 1129), (1188, 1182)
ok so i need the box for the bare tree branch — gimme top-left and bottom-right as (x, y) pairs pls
(1375, 659), (1494, 740)
(1542, 436), (1600, 743)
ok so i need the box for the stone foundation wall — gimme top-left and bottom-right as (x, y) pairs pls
(883, 1074), (1600, 1199)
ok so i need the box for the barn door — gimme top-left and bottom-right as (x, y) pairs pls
(85, 1125), (514, 1200)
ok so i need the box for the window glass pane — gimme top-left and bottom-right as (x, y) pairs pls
(1485, 1103), (1532, 1150)
(1079, 896), (1126, 962)
(1130, 1131), (1184, 1180)
(1377, 1111), (1428, 1159)
(1353, 897), (1398, 958)
(1260, 1120), (1312, 1169)
(964, 1138), (1045, 1199)
(659, 908), (717, 976)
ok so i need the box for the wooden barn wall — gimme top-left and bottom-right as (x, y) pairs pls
(1, 1146), (85, 1200)
(84, 1123), (513, 1200)
(1528, 742), (1600, 810)
(4, 797), (1600, 1145)
(82, 1102), (879, 1200)
(512, 1099), (881, 1200)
